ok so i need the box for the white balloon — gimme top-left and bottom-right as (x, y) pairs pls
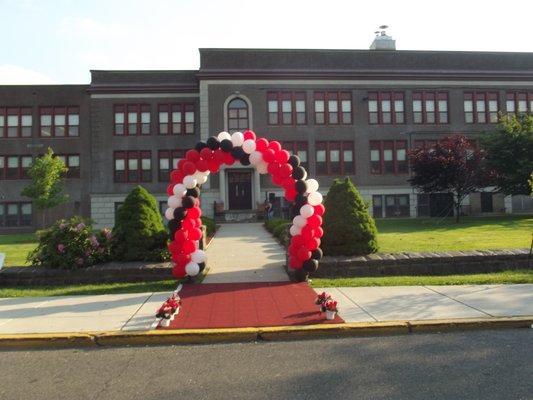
(289, 224), (302, 236)
(167, 196), (182, 209)
(217, 131), (231, 142)
(249, 151), (263, 165)
(242, 139), (256, 154)
(308, 191), (323, 206)
(193, 171), (204, 182)
(300, 204), (315, 218)
(306, 179), (319, 193)
(164, 207), (175, 221)
(293, 215), (307, 228)
(231, 131), (244, 147)
(256, 161), (268, 174)
(173, 184), (186, 197)
(183, 175), (197, 189)
(191, 249), (207, 264)
(199, 174), (208, 184)
(185, 261), (200, 277)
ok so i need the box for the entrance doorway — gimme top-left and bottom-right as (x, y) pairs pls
(227, 170), (252, 210)
(481, 192), (493, 213)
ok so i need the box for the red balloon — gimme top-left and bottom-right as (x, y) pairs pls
(172, 252), (191, 266)
(262, 149), (276, 163)
(289, 256), (303, 270)
(177, 159), (188, 171)
(315, 226), (324, 238)
(185, 149), (200, 162)
(255, 138), (269, 152)
(172, 264), (187, 279)
(267, 162), (281, 176)
(272, 174), (284, 186)
(288, 243), (298, 256)
(182, 218), (195, 230)
(170, 170), (184, 184)
(291, 234), (304, 247)
(196, 159), (209, 172)
(297, 246), (312, 261)
(189, 227), (202, 241)
(284, 187), (297, 202)
(195, 218), (202, 227)
(314, 204), (325, 216)
(275, 150), (290, 164)
(208, 159), (220, 173)
(282, 176), (296, 189)
(306, 237), (321, 251)
(301, 225), (315, 241)
(182, 161), (196, 176)
(187, 206), (201, 219)
(182, 240), (196, 254)
(278, 163), (293, 178)
(166, 184), (174, 196)
(268, 141), (281, 152)
(243, 130), (256, 141)
(174, 229), (188, 243)
(223, 153), (235, 165)
(307, 214), (322, 228)
(213, 149), (225, 162)
(168, 240), (180, 253)
(200, 147), (213, 160)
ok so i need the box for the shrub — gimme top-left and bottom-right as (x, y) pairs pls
(201, 216), (216, 237)
(112, 186), (168, 261)
(265, 218), (289, 233)
(321, 177), (379, 256)
(272, 222), (291, 246)
(27, 216), (112, 269)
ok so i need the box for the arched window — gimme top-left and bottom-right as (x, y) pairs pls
(227, 98), (249, 132)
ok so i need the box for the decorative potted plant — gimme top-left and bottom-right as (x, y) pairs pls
(156, 293), (182, 327)
(323, 299), (338, 320)
(315, 291), (331, 310)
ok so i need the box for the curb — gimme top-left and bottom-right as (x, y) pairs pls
(0, 316), (531, 349)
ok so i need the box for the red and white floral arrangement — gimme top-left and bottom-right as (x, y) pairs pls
(155, 293), (182, 327)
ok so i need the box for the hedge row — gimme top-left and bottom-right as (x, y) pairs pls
(201, 216), (216, 237)
(264, 218), (291, 247)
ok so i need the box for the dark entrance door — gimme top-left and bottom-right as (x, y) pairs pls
(481, 192), (493, 213)
(429, 193), (454, 217)
(228, 171), (252, 210)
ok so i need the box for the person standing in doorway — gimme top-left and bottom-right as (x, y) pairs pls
(264, 199), (273, 220)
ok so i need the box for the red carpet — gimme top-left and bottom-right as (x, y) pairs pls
(160, 282), (344, 330)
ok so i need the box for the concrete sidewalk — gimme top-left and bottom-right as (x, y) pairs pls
(0, 284), (531, 334)
(203, 223), (288, 283)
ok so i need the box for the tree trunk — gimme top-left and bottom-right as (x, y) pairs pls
(41, 209), (46, 230)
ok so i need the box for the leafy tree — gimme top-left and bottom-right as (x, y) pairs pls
(111, 186), (168, 261)
(408, 135), (490, 222)
(321, 177), (378, 256)
(482, 114), (533, 195)
(21, 147), (68, 228)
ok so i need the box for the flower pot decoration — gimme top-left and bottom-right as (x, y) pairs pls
(315, 291), (332, 309)
(323, 299), (338, 320)
(156, 293), (182, 327)
(165, 130), (324, 282)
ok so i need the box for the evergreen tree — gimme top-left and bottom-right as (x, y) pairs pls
(322, 177), (379, 256)
(111, 186), (168, 261)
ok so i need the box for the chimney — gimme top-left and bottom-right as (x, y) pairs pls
(370, 25), (396, 50)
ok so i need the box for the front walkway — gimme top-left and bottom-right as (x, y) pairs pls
(203, 223), (289, 284)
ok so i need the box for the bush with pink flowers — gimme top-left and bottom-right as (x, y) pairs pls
(28, 216), (112, 269)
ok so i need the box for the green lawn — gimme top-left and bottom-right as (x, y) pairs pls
(0, 233), (37, 267)
(375, 215), (532, 253)
(310, 269), (533, 287)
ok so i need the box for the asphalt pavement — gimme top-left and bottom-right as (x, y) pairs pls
(1, 329), (531, 400)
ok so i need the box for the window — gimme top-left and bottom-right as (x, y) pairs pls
(158, 104), (195, 135)
(384, 195), (410, 217)
(315, 141), (355, 175)
(0, 202), (32, 227)
(369, 140), (408, 174)
(0, 107), (32, 138)
(114, 151), (152, 183)
(158, 150), (185, 181)
(56, 154), (80, 178)
(114, 104), (150, 135)
(314, 92), (352, 125)
(228, 98), (249, 132)
(39, 106), (79, 137)
(368, 92), (404, 124)
(413, 92), (448, 124)
(464, 92), (499, 124)
(281, 142), (308, 171)
(413, 139), (438, 151)
(506, 92), (532, 115)
(0, 155), (32, 179)
(372, 195), (383, 218)
(267, 92), (306, 125)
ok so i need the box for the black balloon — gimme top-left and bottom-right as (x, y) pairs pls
(288, 155), (300, 168)
(302, 259), (319, 273)
(168, 219), (180, 238)
(311, 248), (323, 260)
(173, 207), (186, 221)
(220, 139), (233, 152)
(231, 147), (246, 160)
(295, 179), (308, 194)
(206, 136), (220, 150)
(182, 196), (195, 209)
(294, 269), (309, 282)
(240, 154), (251, 165)
(292, 166), (307, 180)
(195, 141), (207, 152)
(295, 193), (307, 205)
(186, 187), (200, 198)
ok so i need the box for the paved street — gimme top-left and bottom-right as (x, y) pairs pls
(1, 329), (532, 400)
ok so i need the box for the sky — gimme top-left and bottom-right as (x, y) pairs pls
(1, 0), (533, 84)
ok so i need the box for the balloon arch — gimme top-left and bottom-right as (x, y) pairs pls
(164, 130), (324, 282)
